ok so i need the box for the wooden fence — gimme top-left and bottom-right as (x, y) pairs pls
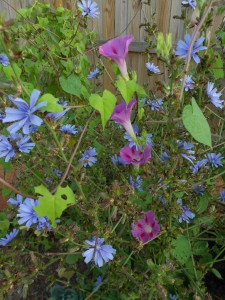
(0, 0), (224, 91)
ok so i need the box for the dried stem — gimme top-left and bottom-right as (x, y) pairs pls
(0, 176), (35, 199)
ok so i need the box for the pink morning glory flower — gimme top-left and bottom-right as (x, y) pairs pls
(131, 211), (160, 243)
(99, 35), (134, 78)
(110, 98), (137, 138)
(120, 144), (151, 165)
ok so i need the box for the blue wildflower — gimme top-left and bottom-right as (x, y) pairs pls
(178, 141), (196, 163)
(145, 62), (160, 74)
(181, 0), (196, 9)
(219, 190), (225, 202)
(190, 159), (208, 174)
(93, 276), (103, 291)
(3, 90), (46, 134)
(0, 135), (15, 162)
(60, 124), (78, 135)
(111, 154), (126, 165)
(129, 175), (143, 191)
(16, 135), (35, 153)
(169, 294), (178, 300)
(192, 184), (205, 195)
(205, 153), (223, 168)
(177, 199), (195, 223)
(77, 0), (99, 18)
(79, 147), (98, 167)
(175, 34), (207, 64)
(181, 75), (195, 91)
(46, 100), (70, 120)
(0, 54), (10, 66)
(36, 217), (51, 231)
(160, 151), (170, 162)
(88, 68), (99, 79)
(206, 82), (224, 109)
(53, 169), (62, 177)
(17, 198), (40, 227)
(7, 194), (23, 206)
(0, 229), (19, 246)
(147, 99), (163, 111)
(45, 177), (53, 184)
(158, 195), (166, 205)
(82, 236), (116, 267)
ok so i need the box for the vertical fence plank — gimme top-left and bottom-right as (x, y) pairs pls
(115, 0), (128, 36)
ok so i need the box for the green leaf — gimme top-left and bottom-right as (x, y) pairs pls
(38, 93), (63, 113)
(3, 64), (22, 80)
(116, 78), (146, 104)
(34, 185), (75, 227)
(182, 98), (212, 147)
(65, 254), (78, 265)
(197, 196), (209, 214)
(213, 53), (224, 80)
(59, 74), (81, 97)
(0, 212), (10, 234)
(89, 90), (117, 129)
(172, 235), (192, 264)
(211, 268), (223, 280)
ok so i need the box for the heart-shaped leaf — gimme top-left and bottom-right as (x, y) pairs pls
(59, 74), (81, 97)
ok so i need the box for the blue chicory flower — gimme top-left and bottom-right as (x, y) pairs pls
(0, 54), (10, 66)
(219, 190), (225, 202)
(46, 100), (70, 120)
(181, 75), (195, 91)
(53, 169), (62, 177)
(192, 184), (205, 195)
(79, 147), (98, 167)
(169, 294), (178, 300)
(175, 34), (207, 64)
(178, 141), (196, 163)
(17, 198), (40, 227)
(7, 194), (23, 206)
(160, 151), (170, 162)
(111, 154), (126, 165)
(129, 175), (143, 191)
(3, 90), (46, 134)
(60, 124), (78, 135)
(181, 0), (196, 9)
(77, 0), (99, 18)
(190, 159), (208, 174)
(205, 153), (223, 168)
(0, 135), (16, 162)
(206, 82), (224, 109)
(82, 236), (116, 267)
(16, 135), (35, 153)
(177, 199), (195, 223)
(93, 276), (103, 291)
(147, 99), (163, 111)
(0, 229), (19, 246)
(158, 195), (166, 205)
(88, 68), (99, 79)
(145, 62), (160, 74)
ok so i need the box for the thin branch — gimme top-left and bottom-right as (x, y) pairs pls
(0, 176), (35, 199)
(179, 0), (214, 103)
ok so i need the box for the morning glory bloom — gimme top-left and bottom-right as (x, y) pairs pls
(79, 147), (98, 167)
(46, 100), (70, 120)
(206, 82), (224, 109)
(16, 135), (35, 153)
(205, 153), (223, 168)
(110, 98), (137, 138)
(82, 236), (116, 267)
(181, 75), (195, 91)
(99, 35), (134, 78)
(190, 159), (208, 174)
(3, 90), (46, 134)
(7, 194), (23, 206)
(129, 175), (143, 191)
(145, 62), (160, 74)
(120, 144), (151, 165)
(0, 54), (10, 66)
(175, 34), (207, 64)
(111, 154), (126, 165)
(177, 199), (195, 223)
(0, 229), (19, 246)
(77, 0), (99, 18)
(132, 211), (160, 243)
(87, 68), (99, 79)
(219, 190), (225, 202)
(181, 0), (196, 9)
(0, 136), (15, 162)
(147, 99), (163, 111)
(60, 124), (78, 135)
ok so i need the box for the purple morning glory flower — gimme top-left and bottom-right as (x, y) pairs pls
(181, 75), (195, 91)
(77, 0), (100, 18)
(147, 99), (163, 111)
(16, 135), (35, 153)
(79, 147), (98, 167)
(145, 62), (160, 74)
(7, 194), (23, 206)
(99, 35), (134, 78)
(120, 144), (151, 165)
(219, 190), (225, 202)
(0, 229), (19, 246)
(205, 153), (223, 168)
(190, 159), (208, 174)
(175, 34), (207, 64)
(111, 154), (126, 165)
(0, 54), (10, 66)
(82, 236), (116, 267)
(129, 175), (143, 191)
(177, 199), (195, 223)
(181, 0), (196, 9)
(60, 124), (78, 135)
(46, 100), (70, 120)
(206, 82), (224, 109)
(88, 68), (99, 79)
(3, 90), (47, 134)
